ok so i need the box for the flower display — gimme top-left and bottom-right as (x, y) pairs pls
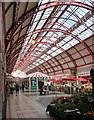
(84, 111), (94, 119)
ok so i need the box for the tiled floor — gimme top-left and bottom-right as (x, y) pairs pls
(0, 113), (2, 120)
(6, 90), (71, 119)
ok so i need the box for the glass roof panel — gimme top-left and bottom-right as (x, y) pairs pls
(43, 44), (50, 48)
(60, 26), (67, 31)
(58, 41), (66, 47)
(33, 62), (36, 64)
(66, 19), (76, 26)
(63, 36), (73, 42)
(24, 46), (30, 52)
(76, 34), (84, 40)
(29, 22), (38, 32)
(41, 0), (49, 4)
(44, 56), (51, 60)
(47, 50), (53, 54)
(41, 54), (47, 58)
(69, 15), (79, 22)
(55, 49), (62, 54)
(68, 38), (80, 46)
(53, 25), (59, 29)
(35, 63), (39, 66)
(35, 52), (41, 55)
(13, 0), (94, 73)
(47, 25), (52, 28)
(85, 18), (93, 27)
(78, 29), (93, 40)
(90, 25), (94, 31)
(51, 47), (57, 51)
(36, 19), (47, 30)
(84, 1), (93, 6)
(50, 37), (57, 41)
(56, 32), (63, 37)
(38, 60), (44, 64)
(46, 32), (53, 36)
(63, 22), (71, 28)
(75, 10), (83, 18)
(42, 39), (53, 43)
(51, 52), (58, 57)
(78, 7), (89, 15)
(34, 48), (43, 51)
(51, 18), (57, 23)
(56, 11), (62, 17)
(32, 33), (39, 38)
(41, 31), (47, 36)
(61, 43), (71, 50)
(42, 7), (54, 19)
(34, 10), (44, 21)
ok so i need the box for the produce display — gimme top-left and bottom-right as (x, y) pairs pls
(46, 91), (94, 120)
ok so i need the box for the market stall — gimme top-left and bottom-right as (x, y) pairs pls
(27, 72), (49, 90)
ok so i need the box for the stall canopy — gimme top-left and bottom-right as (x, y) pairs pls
(27, 72), (49, 78)
(56, 79), (63, 81)
(62, 76), (77, 81)
(62, 76), (77, 94)
(76, 77), (87, 81)
(47, 79), (57, 82)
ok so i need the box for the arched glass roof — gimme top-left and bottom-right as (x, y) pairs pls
(4, 0), (94, 75)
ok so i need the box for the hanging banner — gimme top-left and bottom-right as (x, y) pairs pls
(31, 78), (36, 89)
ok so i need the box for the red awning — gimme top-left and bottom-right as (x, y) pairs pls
(56, 79), (62, 81)
(62, 76), (77, 81)
(47, 79), (57, 82)
(76, 77), (87, 81)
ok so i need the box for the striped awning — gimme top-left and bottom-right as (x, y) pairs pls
(27, 72), (49, 78)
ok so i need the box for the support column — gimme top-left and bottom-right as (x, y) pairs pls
(29, 77), (31, 90)
(36, 77), (38, 91)
(70, 68), (77, 94)
(44, 77), (45, 86)
(86, 76), (89, 84)
(0, 3), (3, 119)
(70, 68), (77, 78)
(0, 61), (2, 119)
(90, 69), (94, 100)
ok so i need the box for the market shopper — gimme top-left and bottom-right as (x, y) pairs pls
(22, 83), (24, 92)
(10, 82), (13, 94)
(39, 85), (44, 95)
(15, 83), (19, 96)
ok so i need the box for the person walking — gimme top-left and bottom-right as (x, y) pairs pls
(15, 83), (19, 96)
(22, 83), (24, 92)
(10, 82), (13, 94)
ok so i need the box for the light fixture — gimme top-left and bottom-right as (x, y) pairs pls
(31, 39), (36, 45)
(56, 43), (59, 46)
(20, 60), (22, 63)
(61, 62), (63, 64)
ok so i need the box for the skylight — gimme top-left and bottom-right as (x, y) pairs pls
(13, 0), (94, 73)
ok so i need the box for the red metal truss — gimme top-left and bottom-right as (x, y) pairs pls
(5, 4), (38, 50)
(39, 1), (94, 11)
(4, 1), (94, 74)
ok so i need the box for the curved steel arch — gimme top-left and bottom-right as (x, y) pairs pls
(11, 16), (79, 40)
(16, 51), (59, 74)
(28, 28), (94, 58)
(5, 5), (37, 49)
(39, 1), (94, 11)
(6, 1), (94, 74)
(21, 60), (53, 75)
(21, 49), (64, 74)
(24, 28), (93, 70)
(6, 1), (94, 46)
